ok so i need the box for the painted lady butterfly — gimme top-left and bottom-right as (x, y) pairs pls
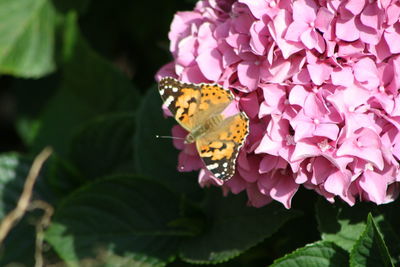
(158, 77), (249, 180)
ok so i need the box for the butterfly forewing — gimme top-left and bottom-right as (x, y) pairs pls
(158, 77), (201, 131)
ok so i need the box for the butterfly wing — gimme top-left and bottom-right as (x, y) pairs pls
(196, 112), (249, 180)
(158, 77), (201, 131)
(158, 77), (234, 131)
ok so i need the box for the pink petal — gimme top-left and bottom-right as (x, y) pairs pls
(197, 48), (223, 81)
(369, 37), (391, 63)
(384, 24), (400, 54)
(169, 11), (203, 54)
(344, 0), (366, 15)
(353, 57), (380, 89)
(198, 169), (224, 187)
(255, 133), (281, 156)
(314, 30), (326, 53)
(293, 0), (317, 23)
(172, 125), (187, 150)
(266, 57), (292, 83)
(268, 10), (304, 59)
(289, 85), (308, 107)
(285, 21), (309, 42)
(232, 13), (254, 34)
(259, 155), (287, 174)
(337, 40), (365, 57)
(331, 67), (354, 87)
(311, 157), (333, 185)
(356, 19), (381, 45)
(293, 121), (315, 141)
(220, 41), (241, 67)
(307, 63), (332, 86)
(300, 28), (316, 50)
(240, 91), (259, 119)
(324, 170), (351, 196)
(387, 4), (400, 25)
(291, 141), (321, 161)
(180, 64), (208, 84)
(224, 174), (247, 194)
(238, 155), (261, 183)
(269, 172), (299, 209)
(315, 7), (334, 32)
(246, 183), (272, 208)
(336, 16), (360, 42)
(238, 0), (267, 19)
(314, 123), (340, 140)
(303, 93), (328, 118)
(360, 3), (380, 29)
(250, 20), (269, 55)
(359, 170), (388, 204)
(261, 84), (287, 113)
(237, 60), (260, 91)
(178, 151), (203, 172)
(337, 131), (384, 170)
(197, 22), (217, 54)
(176, 36), (197, 66)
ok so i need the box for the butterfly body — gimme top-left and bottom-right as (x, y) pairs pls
(185, 114), (223, 144)
(158, 77), (249, 180)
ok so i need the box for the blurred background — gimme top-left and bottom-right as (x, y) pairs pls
(0, 0), (197, 153)
(1, 0), (397, 266)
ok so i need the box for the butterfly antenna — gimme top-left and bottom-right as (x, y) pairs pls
(155, 135), (185, 140)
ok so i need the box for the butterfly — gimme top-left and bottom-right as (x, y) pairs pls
(158, 77), (249, 180)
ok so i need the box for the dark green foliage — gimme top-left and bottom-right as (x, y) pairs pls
(0, 1), (399, 266)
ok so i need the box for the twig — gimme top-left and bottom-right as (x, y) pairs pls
(29, 200), (54, 267)
(0, 147), (53, 244)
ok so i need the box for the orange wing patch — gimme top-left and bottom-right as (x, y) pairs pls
(174, 88), (200, 128)
(198, 84), (233, 111)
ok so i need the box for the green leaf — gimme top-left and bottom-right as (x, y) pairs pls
(0, 154), (39, 266)
(316, 199), (400, 265)
(69, 113), (136, 180)
(375, 202), (400, 264)
(271, 241), (349, 267)
(316, 200), (374, 252)
(350, 214), (393, 267)
(0, 0), (56, 77)
(33, 13), (139, 155)
(45, 176), (185, 266)
(0, 153), (31, 217)
(179, 189), (301, 264)
(44, 153), (85, 199)
(134, 87), (199, 195)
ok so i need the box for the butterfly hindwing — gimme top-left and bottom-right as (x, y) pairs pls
(196, 113), (249, 180)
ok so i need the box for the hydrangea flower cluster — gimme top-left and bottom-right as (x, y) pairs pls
(156, 0), (400, 208)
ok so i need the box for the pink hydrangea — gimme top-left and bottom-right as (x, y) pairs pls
(156, 0), (400, 208)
